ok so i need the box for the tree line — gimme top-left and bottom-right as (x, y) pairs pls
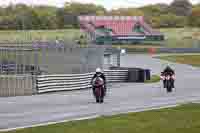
(0, 0), (199, 30)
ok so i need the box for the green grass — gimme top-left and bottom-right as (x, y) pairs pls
(110, 28), (200, 49)
(0, 28), (200, 48)
(3, 103), (200, 133)
(113, 28), (200, 48)
(145, 75), (160, 83)
(0, 29), (83, 43)
(160, 28), (200, 48)
(158, 55), (200, 67)
(112, 44), (163, 49)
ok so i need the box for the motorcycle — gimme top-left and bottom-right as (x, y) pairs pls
(160, 72), (175, 93)
(92, 76), (105, 103)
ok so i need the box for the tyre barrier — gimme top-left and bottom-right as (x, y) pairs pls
(110, 67), (151, 82)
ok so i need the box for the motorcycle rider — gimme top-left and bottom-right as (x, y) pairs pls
(91, 68), (107, 97)
(162, 65), (175, 89)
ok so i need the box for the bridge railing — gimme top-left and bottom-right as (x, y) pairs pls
(37, 70), (128, 93)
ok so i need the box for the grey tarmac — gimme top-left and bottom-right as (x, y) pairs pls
(0, 54), (200, 131)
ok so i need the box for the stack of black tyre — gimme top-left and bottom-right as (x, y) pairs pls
(110, 66), (151, 82)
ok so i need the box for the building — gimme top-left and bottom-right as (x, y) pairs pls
(78, 16), (164, 44)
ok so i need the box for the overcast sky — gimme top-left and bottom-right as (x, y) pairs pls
(0, 0), (199, 10)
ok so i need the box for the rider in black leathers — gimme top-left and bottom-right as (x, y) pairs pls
(91, 68), (107, 97)
(162, 65), (175, 88)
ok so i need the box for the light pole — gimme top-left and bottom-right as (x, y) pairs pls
(117, 47), (126, 67)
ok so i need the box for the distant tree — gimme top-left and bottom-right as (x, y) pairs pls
(34, 6), (58, 29)
(0, 1), (199, 29)
(56, 8), (65, 29)
(159, 13), (186, 27)
(63, 2), (106, 28)
(170, 0), (192, 16)
(64, 2), (106, 15)
(150, 16), (162, 28)
(139, 4), (170, 25)
(13, 5), (40, 30)
(109, 8), (144, 16)
(139, 4), (169, 17)
(0, 7), (5, 16)
(0, 16), (17, 29)
(188, 6), (200, 27)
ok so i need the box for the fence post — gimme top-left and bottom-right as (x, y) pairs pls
(0, 77), (2, 97)
(32, 75), (37, 95)
(117, 52), (120, 67)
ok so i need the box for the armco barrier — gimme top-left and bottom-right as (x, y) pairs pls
(37, 70), (128, 93)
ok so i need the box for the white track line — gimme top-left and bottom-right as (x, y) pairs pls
(1, 96), (200, 132)
(0, 115), (99, 132)
(0, 104), (180, 132)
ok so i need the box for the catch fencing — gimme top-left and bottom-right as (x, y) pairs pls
(0, 42), (107, 75)
(0, 42), (122, 96)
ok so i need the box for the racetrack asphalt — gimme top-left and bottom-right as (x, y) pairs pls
(1, 54), (200, 131)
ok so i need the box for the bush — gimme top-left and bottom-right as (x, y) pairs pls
(63, 25), (75, 29)
(188, 7), (200, 27)
(159, 13), (186, 28)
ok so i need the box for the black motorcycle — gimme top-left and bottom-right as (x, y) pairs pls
(92, 76), (105, 103)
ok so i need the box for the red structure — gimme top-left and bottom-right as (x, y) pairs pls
(78, 16), (164, 44)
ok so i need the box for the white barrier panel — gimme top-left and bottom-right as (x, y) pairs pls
(37, 70), (128, 93)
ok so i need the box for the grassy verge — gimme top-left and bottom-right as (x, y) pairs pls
(3, 103), (200, 133)
(0, 28), (199, 48)
(0, 29), (82, 43)
(157, 55), (200, 67)
(112, 28), (200, 49)
(111, 44), (163, 49)
(145, 75), (160, 83)
(160, 28), (200, 48)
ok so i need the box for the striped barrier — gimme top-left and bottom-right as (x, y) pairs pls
(37, 70), (128, 93)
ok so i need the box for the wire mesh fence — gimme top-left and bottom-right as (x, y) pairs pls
(0, 42), (115, 75)
(0, 41), (122, 97)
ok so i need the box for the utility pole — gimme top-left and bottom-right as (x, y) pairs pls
(117, 46), (121, 67)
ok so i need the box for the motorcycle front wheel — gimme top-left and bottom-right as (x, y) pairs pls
(95, 87), (104, 103)
(166, 80), (172, 92)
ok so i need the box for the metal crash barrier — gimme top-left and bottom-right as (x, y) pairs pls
(0, 68), (151, 96)
(37, 68), (151, 94)
(36, 70), (128, 93)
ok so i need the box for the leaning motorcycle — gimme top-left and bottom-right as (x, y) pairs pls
(92, 76), (105, 103)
